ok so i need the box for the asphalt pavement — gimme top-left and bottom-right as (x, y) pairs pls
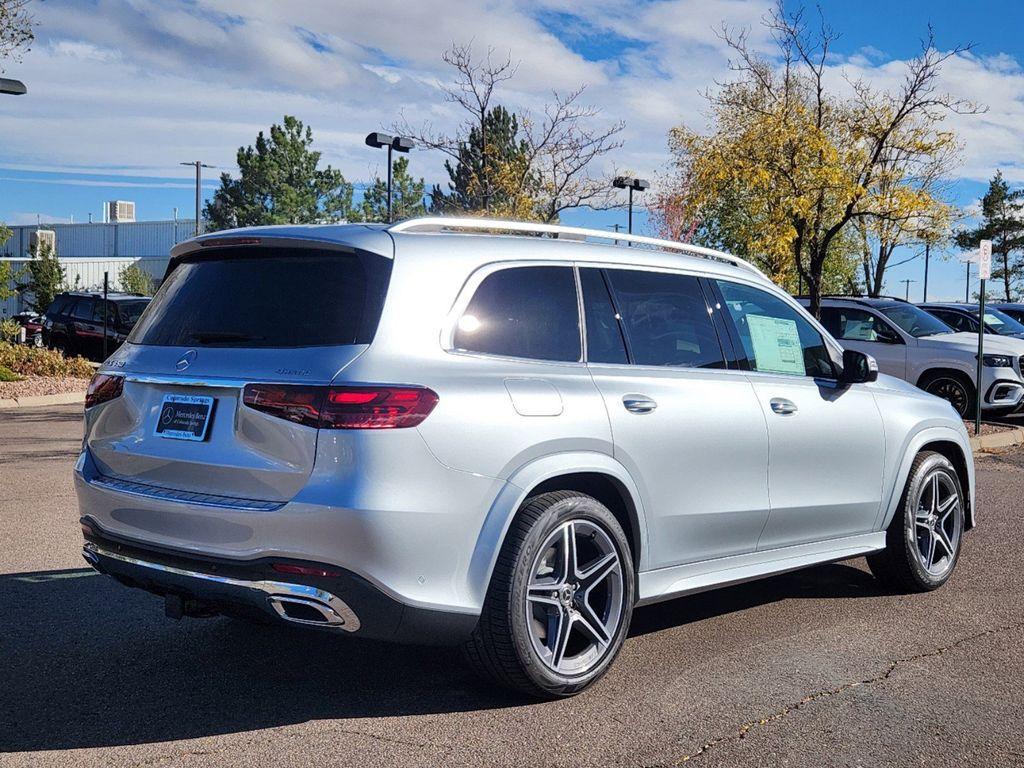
(2, 404), (1022, 767)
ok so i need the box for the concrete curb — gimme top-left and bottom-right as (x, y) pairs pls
(0, 391), (86, 410)
(969, 425), (1024, 453)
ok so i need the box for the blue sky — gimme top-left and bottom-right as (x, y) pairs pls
(2, 0), (1023, 300)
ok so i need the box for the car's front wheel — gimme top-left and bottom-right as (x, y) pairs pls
(867, 451), (964, 591)
(920, 371), (975, 418)
(464, 491), (634, 698)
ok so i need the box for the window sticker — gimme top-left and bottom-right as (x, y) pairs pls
(983, 312), (1005, 328)
(842, 318), (876, 341)
(747, 314), (805, 375)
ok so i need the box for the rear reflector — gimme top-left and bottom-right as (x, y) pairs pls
(271, 563), (342, 578)
(85, 373), (124, 408)
(242, 384), (438, 429)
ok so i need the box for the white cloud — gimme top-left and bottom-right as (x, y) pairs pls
(1, 0), (1022, 200)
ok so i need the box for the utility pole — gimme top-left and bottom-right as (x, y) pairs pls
(365, 133), (414, 223)
(612, 177), (650, 236)
(922, 240), (931, 301)
(965, 261), (971, 302)
(180, 161), (212, 236)
(900, 278), (917, 301)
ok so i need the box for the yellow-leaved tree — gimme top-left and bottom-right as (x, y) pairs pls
(654, 3), (978, 315)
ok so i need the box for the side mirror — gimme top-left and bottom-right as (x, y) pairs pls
(841, 349), (878, 384)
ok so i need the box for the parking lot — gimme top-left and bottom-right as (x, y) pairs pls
(2, 403), (1023, 767)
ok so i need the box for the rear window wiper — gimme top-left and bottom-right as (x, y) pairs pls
(187, 331), (265, 343)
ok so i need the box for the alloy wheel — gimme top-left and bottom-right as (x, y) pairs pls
(927, 378), (969, 417)
(525, 520), (625, 677)
(913, 469), (962, 577)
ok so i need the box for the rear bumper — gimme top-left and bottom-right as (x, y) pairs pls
(81, 519), (479, 645)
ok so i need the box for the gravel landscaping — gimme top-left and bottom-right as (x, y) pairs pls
(0, 375), (89, 401)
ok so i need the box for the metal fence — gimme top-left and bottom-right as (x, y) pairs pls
(1, 256), (169, 317)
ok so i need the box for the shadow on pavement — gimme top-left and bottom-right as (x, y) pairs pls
(0, 560), (882, 752)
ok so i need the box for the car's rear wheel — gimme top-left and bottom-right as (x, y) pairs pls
(867, 451), (964, 592)
(464, 491), (634, 698)
(920, 371), (975, 418)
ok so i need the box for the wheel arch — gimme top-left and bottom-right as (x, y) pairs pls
(879, 426), (975, 532)
(916, 366), (974, 391)
(467, 452), (649, 609)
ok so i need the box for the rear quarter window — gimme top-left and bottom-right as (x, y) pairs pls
(129, 247), (391, 348)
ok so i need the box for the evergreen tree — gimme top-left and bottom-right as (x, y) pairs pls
(428, 105), (533, 215)
(357, 156), (426, 223)
(955, 171), (1024, 301)
(205, 116), (354, 231)
(19, 241), (64, 313)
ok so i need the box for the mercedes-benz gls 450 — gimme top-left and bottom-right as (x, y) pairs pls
(78, 218), (975, 697)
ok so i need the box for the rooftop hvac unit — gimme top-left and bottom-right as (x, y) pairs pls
(29, 229), (56, 256)
(105, 200), (136, 223)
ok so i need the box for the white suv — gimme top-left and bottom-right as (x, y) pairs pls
(815, 296), (1024, 418)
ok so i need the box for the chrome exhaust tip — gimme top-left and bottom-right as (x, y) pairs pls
(268, 595), (355, 629)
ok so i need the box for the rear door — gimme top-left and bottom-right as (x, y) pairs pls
(582, 266), (771, 568)
(86, 244), (392, 503)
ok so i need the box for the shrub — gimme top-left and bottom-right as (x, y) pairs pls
(0, 342), (94, 378)
(119, 263), (155, 296)
(0, 364), (21, 382)
(0, 318), (21, 343)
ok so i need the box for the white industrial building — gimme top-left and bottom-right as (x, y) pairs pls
(1, 215), (196, 317)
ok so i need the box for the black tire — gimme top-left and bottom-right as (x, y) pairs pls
(463, 491), (635, 698)
(919, 371), (975, 419)
(867, 451), (965, 592)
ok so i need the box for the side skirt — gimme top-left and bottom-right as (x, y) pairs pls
(636, 531), (885, 606)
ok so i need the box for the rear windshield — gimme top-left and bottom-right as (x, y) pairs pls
(129, 247), (391, 348)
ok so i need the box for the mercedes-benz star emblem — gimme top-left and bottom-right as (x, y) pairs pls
(175, 349), (198, 371)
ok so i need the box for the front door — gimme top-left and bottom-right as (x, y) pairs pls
(819, 305), (908, 380)
(580, 266), (771, 569)
(715, 281), (886, 549)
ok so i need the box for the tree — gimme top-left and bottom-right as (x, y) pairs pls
(1, 0), (34, 68)
(0, 222), (16, 307)
(955, 171), (1024, 302)
(118, 263), (155, 296)
(354, 156), (426, 223)
(656, 3), (979, 316)
(398, 43), (623, 222)
(205, 116), (354, 231)
(18, 241), (64, 313)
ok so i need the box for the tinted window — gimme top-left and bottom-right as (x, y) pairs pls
(92, 300), (116, 324)
(46, 295), (71, 316)
(717, 281), (834, 378)
(454, 266), (581, 362)
(129, 248), (391, 348)
(820, 307), (896, 342)
(580, 269), (628, 364)
(928, 309), (973, 333)
(981, 307), (1024, 335)
(878, 304), (952, 337)
(117, 300), (150, 328)
(605, 269), (724, 368)
(71, 298), (94, 320)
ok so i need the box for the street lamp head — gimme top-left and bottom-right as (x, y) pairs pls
(0, 78), (27, 95)
(612, 176), (631, 189)
(365, 132), (394, 149)
(391, 136), (414, 153)
(613, 176), (649, 191)
(633, 178), (650, 192)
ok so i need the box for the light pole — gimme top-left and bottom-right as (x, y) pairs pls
(613, 176), (649, 235)
(0, 78), (27, 95)
(180, 161), (212, 236)
(365, 133), (414, 223)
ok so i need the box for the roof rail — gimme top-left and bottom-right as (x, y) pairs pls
(388, 216), (768, 279)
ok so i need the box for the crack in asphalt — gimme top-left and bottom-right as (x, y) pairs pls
(660, 621), (1024, 765)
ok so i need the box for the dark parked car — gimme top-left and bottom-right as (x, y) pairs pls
(918, 302), (1024, 339)
(43, 292), (151, 361)
(991, 303), (1024, 325)
(11, 311), (44, 347)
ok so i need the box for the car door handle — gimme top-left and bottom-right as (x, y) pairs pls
(769, 397), (797, 415)
(623, 395), (658, 414)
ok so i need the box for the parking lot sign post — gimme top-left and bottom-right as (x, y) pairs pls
(975, 240), (992, 435)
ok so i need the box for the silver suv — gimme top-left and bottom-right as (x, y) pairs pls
(78, 219), (975, 697)
(814, 296), (1024, 417)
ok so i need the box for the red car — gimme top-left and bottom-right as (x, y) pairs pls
(11, 311), (44, 347)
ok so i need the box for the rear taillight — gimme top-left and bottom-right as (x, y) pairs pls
(85, 373), (124, 408)
(241, 384), (323, 428)
(241, 384), (438, 430)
